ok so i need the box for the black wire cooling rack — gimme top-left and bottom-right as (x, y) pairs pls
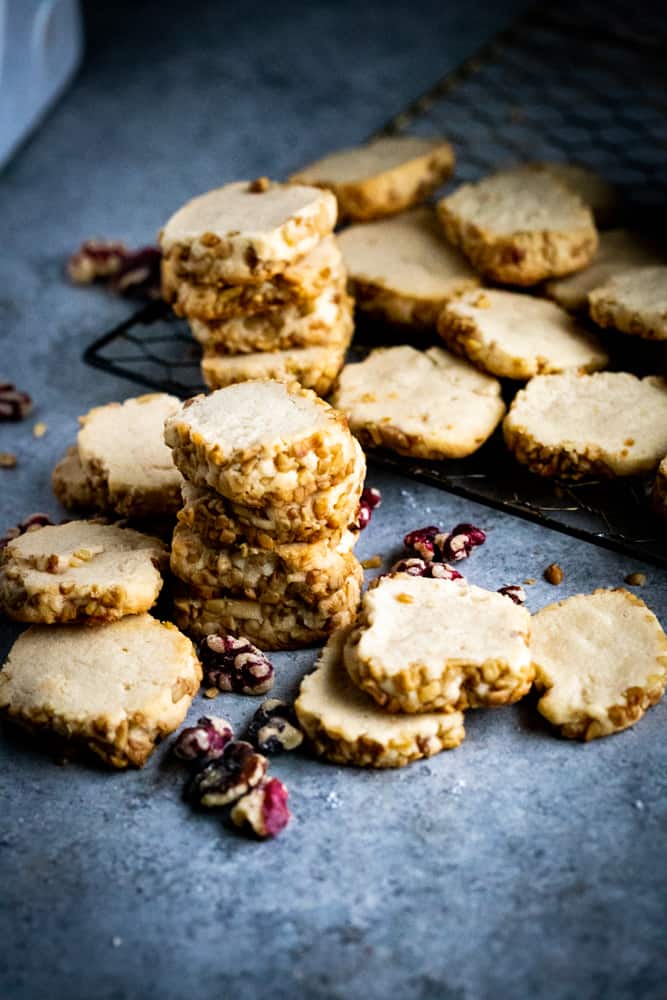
(83, 0), (667, 568)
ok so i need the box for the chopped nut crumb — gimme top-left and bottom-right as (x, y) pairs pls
(361, 555), (382, 569)
(544, 562), (564, 585)
(0, 452), (17, 468)
(474, 292), (492, 308)
(625, 572), (646, 587)
(203, 687), (219, 699)
(0, 384), (32, 421)
(523, 578), (536, 586)
(360, 392), (377, 403)
(395, 592), (414, 604)
(248, 177), (270, 193)
(33, 422), (47, 438)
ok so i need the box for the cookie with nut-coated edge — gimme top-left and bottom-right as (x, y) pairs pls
(0, 614), (201, 768)
(201, 340), (351, 398)
(164, 380), (358, 508)
(531, 589), (667, 740)
(189, 281), (352, 354)
(337, 207), (479, 328)
(588, 266), (667, 341)
(503, 372), (667, 479)
(159, 179), (337, 285)
(0, 519), (168, 625)
(343, 574), (533, 714)
(295, 628), (465, 768)
(170, 523), (360, 607)
(52, 445), (99, 513)
(331, 345), (505, 460)
(162, 236), (345, 322)
(437, 166), (598, 285)
(653, 456), (667, 519)
(290, 136), (455, 223)
(438, 288), (608, 380)
(172, 570), (362, 651)
(177, 438), (365, 548)
(544, 229), (665, 312)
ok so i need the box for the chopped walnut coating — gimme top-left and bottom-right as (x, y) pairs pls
(188, 741), (268, 807)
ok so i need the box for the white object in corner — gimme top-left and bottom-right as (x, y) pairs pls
(0, 0), (82, 168)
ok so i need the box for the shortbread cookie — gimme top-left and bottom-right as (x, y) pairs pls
(162, 235), (345, 321)
(171, 523), (359, 606)
(588, 266), (667, 341)
(438, 288), (608, 379)
(189, 282), (353, 354)
(0, 520), (167, 624)
(172, 571), (362, 650)
(0, 614), (201, 767)
(164, 380), (357, 507)
(290, 136), (455, 222)
(160, 180), (337, 284)
(337, 207), (479, 327)
(201, 341), (350, 397)
(437, 166), (598, 285)
(52, 446), (98, 513)
(178, 439), (365, 548)
(531, 163), (618, 227)
(343, 574), (532, 713)
(652, 456), (667, 519)
(331, 345), (505, 459)
(76, 394), (183, 518)
(531, 589), (667, 740)
(503, 372), (667, 479)
(295, 628), (465, 768)
(544, 229), (665, 312)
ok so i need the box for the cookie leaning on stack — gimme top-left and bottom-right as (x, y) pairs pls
(159, 179), (353, 395)
(165, 380), (365, 650)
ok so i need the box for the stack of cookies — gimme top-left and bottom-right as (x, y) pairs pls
(159, 179), (354, 396)
(164, 379), (366, 651)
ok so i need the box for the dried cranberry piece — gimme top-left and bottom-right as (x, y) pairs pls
(198, 634), (274, 696)
(0, 513), (53, 550)
(355, 487), (382, 530)
(173, 716), (233, 763)
(497, 585), (526, 606)
(231, 777), (291, 839)
(0, 383), (33, 422)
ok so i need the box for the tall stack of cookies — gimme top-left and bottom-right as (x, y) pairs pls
(159, 178), (353, 397)
(164, 379), (366, 651)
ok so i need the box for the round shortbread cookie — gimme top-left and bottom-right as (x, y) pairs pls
(201, 340), (350, 398)
(172, 572), (362, 651)
(159, 180), (337, 284)
(544, 229), (665, 312)
(588, 266), (667, 341)
(531, 589), (667, 740)
(653, 456), (667, 519)
(331, 345), (505, 460)
(437, 166), (598, 285)
(164, 380), (357, 507)
(177, 438), (366, 548)
(52, 446), (99, 513)
(170, 523), (360, 607)
(0, 520), (168, 625)
(438, 288), (608, 379)
(0, 614), (201, 767)
(162, 236), (345, 322)
(189, 281), (352, 354)
(530, 163), (618, 227)
(290, 136), (455, 223)
(295, 628), (465, 768)
(76, 394), (183, 518)
(343, 574), (533, 714)
(337, 207), (479, 328)
(503, 371), (667, 479)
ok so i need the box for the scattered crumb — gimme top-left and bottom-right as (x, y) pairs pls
(361, 555), (382, 570)
(111, 936), (123, 948)
(523, 577), (536, 586)
(248, 176), (270, 193)
(634, 799), (645, 811)
(326, 791), (341, 809)
(0, 452), (17, 468)
(544, 562), (564, 585)
(625, 572), (646, 587)
(473, 292), (491, 309)
(360, 392), (377, 404)
(395, 592), (414, 604)
(203, 687), (218, 699)
(33, 422), (47, 438)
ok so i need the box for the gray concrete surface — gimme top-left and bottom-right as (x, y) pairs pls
(1, 2), (666, 999)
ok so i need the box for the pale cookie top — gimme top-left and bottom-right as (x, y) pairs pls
(0, 614), (200, 727)
(77, 394), (183, 506)
(439, 288), (609, 378)
(544, 229), (665, 312)
(588, 266), (667, 340)
(296, 628), (465, 745)
(530, 163), (618, 225)
(292, 137), (453, 185)
(337, 207), (478, 299)
(439, 166), (595, 236)
(531, 589), (667, 739)
(160, 180), (337, 265)
(332, 345), (505, 457)
(504, 372), (667, 472)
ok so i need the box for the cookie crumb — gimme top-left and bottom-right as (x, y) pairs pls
(248, 176), (270, 193)
(395, 592), (414, 604)
(523, 577), (536, 585)
(33, 422), (47, 438)
(0, 452), (17, 468)
(544, 562), (564, 585)
(473, 292), (492, 309)
(203, 687), (219, 699)
(361, 555), (382, 569)
(625, 572), (646, 587)
(111, 936), (123, 948)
